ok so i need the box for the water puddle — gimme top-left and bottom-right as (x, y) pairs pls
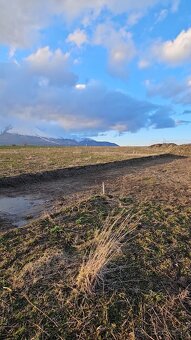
(0, 195), (45, 227)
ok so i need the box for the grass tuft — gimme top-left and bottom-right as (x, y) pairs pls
(75, 211), (135, 295)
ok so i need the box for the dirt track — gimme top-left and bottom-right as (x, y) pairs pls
(0, 154), (186, 229)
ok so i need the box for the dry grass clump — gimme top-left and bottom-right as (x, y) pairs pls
(75, 212), (136, 295)
(12, 248), (67, 289)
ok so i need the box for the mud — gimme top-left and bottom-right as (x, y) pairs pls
(0, 154), (185, 228)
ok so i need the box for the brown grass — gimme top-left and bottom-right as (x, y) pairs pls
(0, 143), (191, 179)
(12, 248), (67, 289)
(0, 145), (160, 178)
(75, 211), (136, 295)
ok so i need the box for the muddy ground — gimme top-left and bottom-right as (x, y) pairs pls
(0, 153), (188, 230)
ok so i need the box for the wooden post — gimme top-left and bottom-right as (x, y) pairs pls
(102, 182), (105, 195)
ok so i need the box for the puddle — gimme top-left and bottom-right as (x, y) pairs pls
(0, 195), (45, 227)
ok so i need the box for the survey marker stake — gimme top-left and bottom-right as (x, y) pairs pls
(102, 182), (105, 195)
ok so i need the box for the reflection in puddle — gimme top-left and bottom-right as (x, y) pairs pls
(0, 196), (45, 227)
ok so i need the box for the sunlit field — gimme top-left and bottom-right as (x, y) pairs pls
(1, 144), (190, 179)
(0, 145), (157, 178)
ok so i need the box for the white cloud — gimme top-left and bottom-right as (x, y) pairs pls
(0, 0), (179, 47)
(27, 46), (69, 66)
(66, 29), (88, 48)
(0, 0), (51, 47)
(53, 0), (175, 19)
(75, 84), (86, 90)
(26, 46), (78, 86)
(153, 28), (191, 65)
(94, 23), (136, 78)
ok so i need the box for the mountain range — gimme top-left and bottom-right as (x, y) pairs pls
(0, 132), (118, 147)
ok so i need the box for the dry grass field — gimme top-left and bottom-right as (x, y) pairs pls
(1, 144), (191, 179)
(0, 145), (191, 339)
(0, 145), (166, 178)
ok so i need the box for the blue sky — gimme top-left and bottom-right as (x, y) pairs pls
(0, 0), (191, 145)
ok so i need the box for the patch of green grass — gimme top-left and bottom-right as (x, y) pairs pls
(49, 225), (63, 234)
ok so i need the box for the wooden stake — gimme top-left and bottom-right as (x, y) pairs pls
(102, 182), (105, 195)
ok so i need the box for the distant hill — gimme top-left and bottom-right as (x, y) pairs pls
(0, 132), (118, 147)
(150, 143), (177, 148)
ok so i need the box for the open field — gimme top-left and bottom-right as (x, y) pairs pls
(0, 145), (157, 178)
(0, 149), (191, 339)
(0, 145), (180, 179)
(1, 144), (191, 179)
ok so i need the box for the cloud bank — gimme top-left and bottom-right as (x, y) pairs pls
(0, 0), (184, 139)
(0, 0), (179, 47)
(0, 48), (176, 137)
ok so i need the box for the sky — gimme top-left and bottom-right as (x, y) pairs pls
(0, 0), (191, 145)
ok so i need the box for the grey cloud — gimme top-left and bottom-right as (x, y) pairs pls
(146, 77), (191, 105)
(149, 108), (176, 129)
(0, 56), (177, 137)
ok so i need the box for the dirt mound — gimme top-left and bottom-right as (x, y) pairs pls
(150, 142), (177, 148)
